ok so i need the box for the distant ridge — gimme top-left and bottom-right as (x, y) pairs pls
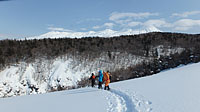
(27, 27), (161, 40)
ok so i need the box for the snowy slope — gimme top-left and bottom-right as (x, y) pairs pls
(0, 46), (184, 98)
(110, 63), (200, 112)
(0, 52), (145, 97)
(0, 62), (200, 112)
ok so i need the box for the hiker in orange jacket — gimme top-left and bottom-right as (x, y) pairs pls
(89, 73), (96, 87)
(103, 71), (110, 90)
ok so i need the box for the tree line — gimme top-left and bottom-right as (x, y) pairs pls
(0, 32), (200, 70)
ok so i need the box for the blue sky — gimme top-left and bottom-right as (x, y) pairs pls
(0, 0), (200, 39)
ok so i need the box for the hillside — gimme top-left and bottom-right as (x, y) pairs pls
(0, 32), (200, 97)
(0, 62), (200, 112)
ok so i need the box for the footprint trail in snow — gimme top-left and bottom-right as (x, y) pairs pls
(105, 89), (152, 112)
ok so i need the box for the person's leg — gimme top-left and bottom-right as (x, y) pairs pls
(98, 81), (100, 89)
(105, 80), (110, 90)
(92, 80), (95, 87)
(100, 82), (102, 89)
(92, 83), (94, 87)
(107, 85), (110, 90)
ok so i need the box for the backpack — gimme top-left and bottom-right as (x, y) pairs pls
(103, 72), (110, 81)
(92, 75), (95, 79)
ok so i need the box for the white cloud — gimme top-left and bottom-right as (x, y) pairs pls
(128, 21), (142, 27)
(48, 27), (65, 31)
(142, 19), (200, 31)
(92, 19), (167, 32)
(172, 11), (200, 18)
(143, 19), (171, 28)
(109, 12), (159, 22)
(39, 12), (200, 40)
(48, 27), (73, 32)
(92, 25), (101, 29)
(80, 28), (87, 31)
(103, 23), (115, 28)
(125, 19), (170, 30)
(173, 19), (200, 31)
(92, 23), (115, 29)
(140, 19), (200, 32)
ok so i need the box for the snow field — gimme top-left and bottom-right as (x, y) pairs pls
(1, 63), (200, 112)
(105, 88), (152, 112)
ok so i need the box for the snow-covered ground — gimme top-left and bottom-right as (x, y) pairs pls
(0, 62), (200, 112)
(0, 45), (184, 98)
(0, 52), (144, 97)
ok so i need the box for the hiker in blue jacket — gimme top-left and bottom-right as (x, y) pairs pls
(98, 70), (103, 89)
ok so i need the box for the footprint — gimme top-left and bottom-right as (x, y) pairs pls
(145, 101), (152, 105)
(147, 108), (152, 112)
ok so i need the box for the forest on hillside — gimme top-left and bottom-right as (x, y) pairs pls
(0, 32), (200, 70)
(0, 32), (200, 93)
